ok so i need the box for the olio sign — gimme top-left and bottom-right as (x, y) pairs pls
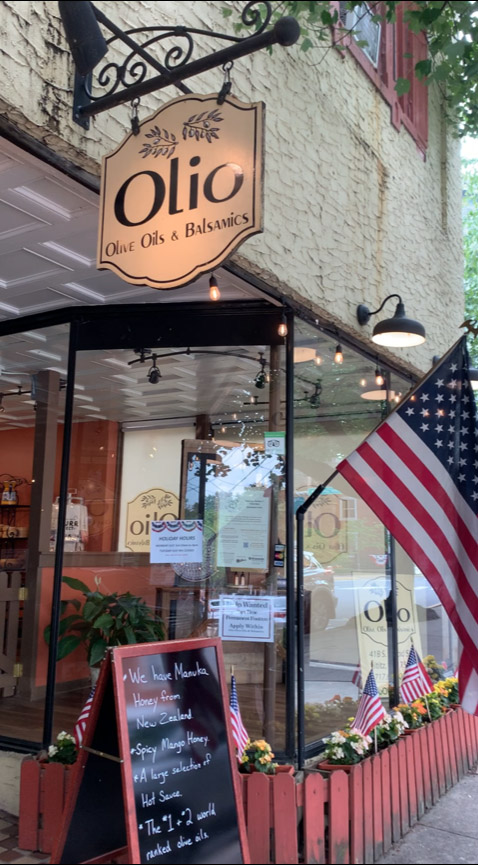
(97, 93), (264, 289)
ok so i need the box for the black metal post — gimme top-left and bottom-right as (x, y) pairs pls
(284, 310), (295, 760)
(296, 469), (339, 768)
(76, 17), (300, 120)
(386, 371), (400, 708)
(42, 322), (78, 748)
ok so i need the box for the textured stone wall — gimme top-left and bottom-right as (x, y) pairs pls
(0, 1), (464, 370)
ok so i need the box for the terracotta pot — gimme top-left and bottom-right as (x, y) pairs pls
(244, 764), (294, 776)
(316, 760), (356, 773)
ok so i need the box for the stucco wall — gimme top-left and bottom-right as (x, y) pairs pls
(0, 0), (463, 370)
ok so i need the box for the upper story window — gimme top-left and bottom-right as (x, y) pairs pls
(341, 2), (381, 68)
(333, 2), (428, 155)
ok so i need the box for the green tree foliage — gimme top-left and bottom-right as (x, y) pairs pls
(226, 1), (478, 137)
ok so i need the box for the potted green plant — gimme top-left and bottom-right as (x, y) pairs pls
(394, 702), (424, 731)
(44, 576), (165, 668)
(318, 727), (372, 771)
(374, 711), (408, 748)
(239, 738), (294, 776)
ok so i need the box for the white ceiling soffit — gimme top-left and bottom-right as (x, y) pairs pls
(0, 137), (267, 319)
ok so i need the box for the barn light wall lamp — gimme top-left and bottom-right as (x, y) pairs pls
(357, 294), (426, 348)
(58, 1), (300, 129)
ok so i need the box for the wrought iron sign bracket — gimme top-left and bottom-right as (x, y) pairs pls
(64, 2), (300, 130)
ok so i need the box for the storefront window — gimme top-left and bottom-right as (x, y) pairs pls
(0, 323), (70, 745)
(52, 339), (288, 752)
(294, 320), (412, 746)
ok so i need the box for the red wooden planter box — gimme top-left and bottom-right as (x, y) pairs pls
(18, 760), (73, 854)
(18, 710), (478, 862)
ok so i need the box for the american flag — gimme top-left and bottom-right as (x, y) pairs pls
(74, 687), (95, 748)
(352, 662), (362, 690)
(401, 644), (433, 703)
(353, 668), (386, 736)
(229, 674), (248, 759)
(338, 337), (478, 715)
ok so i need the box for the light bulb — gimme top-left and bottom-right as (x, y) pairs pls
(360, 378), (367, 388)
(314, 354), (322, 366)
(232, 413), (237, 420)
(221, 425), (226, 433)
(334, 344), (343, 364)
(278, 320), (288, 337)
(209, 274), (220, 301)
(375, 368), (385, 387)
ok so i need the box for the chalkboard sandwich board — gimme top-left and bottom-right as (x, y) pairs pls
(51, 638), (250, 865)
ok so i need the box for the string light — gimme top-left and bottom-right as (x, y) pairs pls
(278, 309), (288, 337)
(314, 353), (323, 366)
(334, 344), (343, 364)
(209, 274), (220, 301)
(360, 378), (367, 388)
(375, 368), (385, 387)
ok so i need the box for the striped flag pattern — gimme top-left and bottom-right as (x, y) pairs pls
(353, 668), (386, 736)
(74, 687), (95, 748)
(352, 662), (362, 690)
(338, 337), (478, 715)
(229, 674), (249, 759)
(401, 644), (433, 703)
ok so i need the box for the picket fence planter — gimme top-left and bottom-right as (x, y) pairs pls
(18, 760), (72, 854)
(18, 708), (478, 862)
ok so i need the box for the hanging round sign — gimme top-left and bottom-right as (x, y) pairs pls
(97, 92), (264, 289)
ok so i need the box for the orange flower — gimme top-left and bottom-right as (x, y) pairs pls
(412, 700), (427, 715)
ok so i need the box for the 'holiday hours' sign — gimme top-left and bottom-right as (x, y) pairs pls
(97, 93), (264, 289)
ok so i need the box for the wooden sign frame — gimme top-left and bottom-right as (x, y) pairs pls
(51, 637), (250, 865)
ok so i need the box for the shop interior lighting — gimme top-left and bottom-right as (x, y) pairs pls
(314, 353), (323, 366)
(360, 377), (367, 388)
(254, 353), (268, 389)
(361, 388), (396, 401)
(334, 344), (343, 364)
(375, 368), (385, 386)
(147, 355), (161, 384)
(209, 274), (220, 301)
(357, 294), (426, 347)
(278, 312), (288, 338)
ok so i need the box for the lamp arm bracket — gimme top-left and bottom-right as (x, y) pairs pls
(70, 2), (300, 129)
(357, 294), (402, 326)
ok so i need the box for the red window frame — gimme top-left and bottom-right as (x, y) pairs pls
(330, 1), (428, 155)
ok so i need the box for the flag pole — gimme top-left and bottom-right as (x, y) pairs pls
(296, 468), (339, 769)
(370, 661), (378, 754)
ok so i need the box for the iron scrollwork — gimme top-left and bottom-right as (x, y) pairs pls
(83, 1), (273, 104)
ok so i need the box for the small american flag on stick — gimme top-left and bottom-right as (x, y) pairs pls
(353, 668), (386, 736)
(74, 687), (95, 748)
(401, 644), (433, 703)
(229, 674), (249, 759)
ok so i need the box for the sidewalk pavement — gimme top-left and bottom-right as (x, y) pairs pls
(377, 769), (478, 864)
(0, 811), (48, 865)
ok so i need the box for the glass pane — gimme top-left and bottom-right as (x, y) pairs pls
(52, 342), (287, 753)
(0, 323), (70, 745)
(294, 320), (412, 745)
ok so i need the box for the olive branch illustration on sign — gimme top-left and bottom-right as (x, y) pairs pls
(139, 109), (223, 159)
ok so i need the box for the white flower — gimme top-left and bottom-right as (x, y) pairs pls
(57, 731), (74, 743)
(330, 732), (346, 744)
(333, 747), (345, 759)
(48, 745), (58, 757)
